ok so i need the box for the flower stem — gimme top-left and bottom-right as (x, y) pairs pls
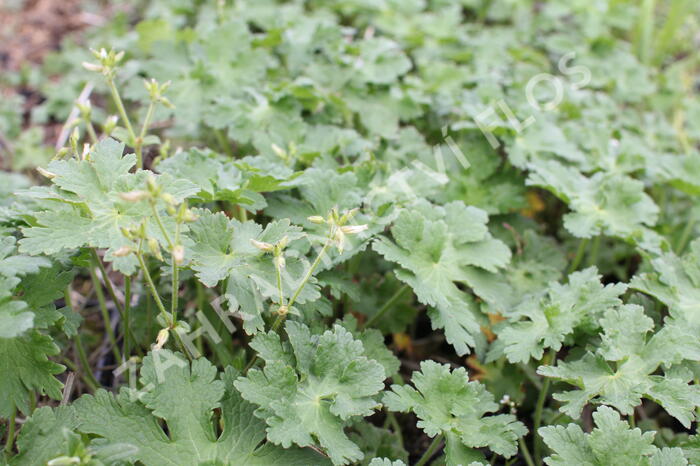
(415, 433), (444, 466)
(85, 120), (98, 144)
(520, 437), (536, 466)
(171, 222), (181, 325)
(65, 285), (101, 390)
(123, 275), (132, 363)
(568, 238), (589, 273)
(275, 259), (285, 308)
(106, 77), (138, 167)
(4, 407), (16, 454)
(364, 284), (409, 328)
(89, 262), (122, 362)
(587, 235), (601, 267)
(534, 349), (556, 464)
(149, 202), (174, 250)
(90, 248), (124, 316)
(136, 245), (170, 325)
(288, 238), (331, 309)
(675, 216), (697, 255)
(135, 101), (155, 169)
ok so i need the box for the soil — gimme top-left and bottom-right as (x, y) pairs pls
(0, 0), (94, 71)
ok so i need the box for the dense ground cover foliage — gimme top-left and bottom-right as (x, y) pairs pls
(2, 0), (700, 464)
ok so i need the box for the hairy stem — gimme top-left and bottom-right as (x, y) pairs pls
(520, 437), (536, 466)
(85, 120), (98, 144)
(587, 235), (601, 267)
(136, 245), (170, 325)
(149, 202), (174, 250)
(675, 216), (697, 255)
(123, 275), (132, 364)
(415, 433), (444, 466)
(275, 258), (285, 308)
(90, 249), (124, 316)
(89, 262), (122, 362)
(65, 285), (101, 390)
(364, 284), (409, 328)
(534, 349), (556, 463)
(637, 0), (657, 65)
(135, 101), (155, 168)
(106, 77), (138, 167)
(171, 221), (181, 325)
(4, 407), (16, 454)
(568, 238), (589, 273)
(288, 237), (332, 309)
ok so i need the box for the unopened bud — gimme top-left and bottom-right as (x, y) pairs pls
(82, 61), (103, 72)
(251, 239), (274, 252)
(181, 209), (198, 222)
(70, 127), (80, 153)
(277, 235), (289, 249)
(160, 193), (176, 205)
(271, 143), (287, 159)
(334, 228), (346, 254)
(148, 238), (163, 261)
(307, 215), (325, 224)
(159, 96), (174, 109)
(154, 328), (169, 350)
(54, 148), (70, 159)
(112, 246), (133, 257)
(278, 305), (289, 316)
(146, 175), (158, 194)
(103, 115), (118, 135)
(274, 255), (286, 269)
(76, 101), (91, 117)
(119, 190), (149, 202)
(172, 244), (185, 265)
(37, 167), (56, 179)
(340, 224), (368, 235)
(339, 208), (359, 224)
(81, 143), (91, 161)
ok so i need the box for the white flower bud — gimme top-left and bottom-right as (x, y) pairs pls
(271, 143), (287, 159)
(340, 224), (368, 235)
(103, 115), (118, 135)
(333, 228), (346, 254)
(278, 235), (289, 249)
(160, 193), (176, 205)
(112, 246), (133, 257)
(148, 238), (163, 261)
(250, 239), (274, 252)
(172, 245), (185, 265)
(119, 190), (149, 202)
(37, 167), (57, 179)
(82, 61), (103, 72)
(154, 328), (169, 350)
(307, 215), (325, 224)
